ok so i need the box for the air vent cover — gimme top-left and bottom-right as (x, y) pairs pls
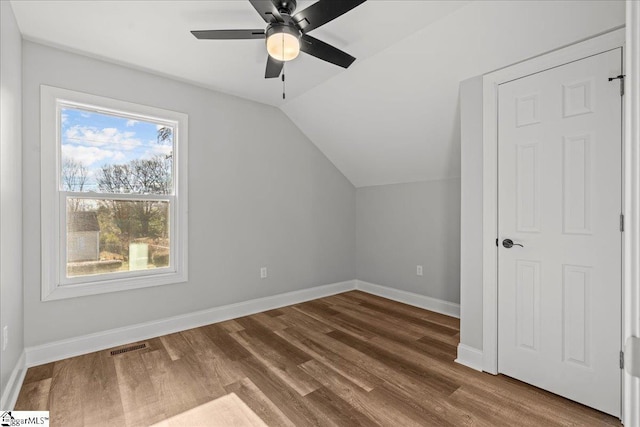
(110, 343), (147, 356)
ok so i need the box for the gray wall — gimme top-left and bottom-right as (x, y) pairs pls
(356, 179), (460, 304)
(0, 1), (24, 401)
(459, 77), (483, 351)
(22, 42), (356, 347)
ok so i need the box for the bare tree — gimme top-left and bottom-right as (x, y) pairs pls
(97, 155), (171, 241)
(97, 156), (171, 195)
(157, 127), (172, 144)
(62, 158), (89, 212)
(61, 158), (88, 191)
(157, 127), (173, 160)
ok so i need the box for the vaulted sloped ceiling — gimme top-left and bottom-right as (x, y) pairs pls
(10, 0), (624, 187)
(282, 0), (625, 187)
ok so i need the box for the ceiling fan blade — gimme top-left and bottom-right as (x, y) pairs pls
(293, 0), (366, 33)
(249, 0), (284, 23)
(300, 35), (355, 69)
(191, 30), (265, 40)
(265, 55), (284, 78)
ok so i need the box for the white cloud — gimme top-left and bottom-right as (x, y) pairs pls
(126, 119), (138, 127)
(64, 125), (142, 151)
(141, 144), (173, 160)
(113, 151), (127, 162)
(61, 144), (122, 166)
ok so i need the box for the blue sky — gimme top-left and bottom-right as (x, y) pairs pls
(61, 107), (173, 190)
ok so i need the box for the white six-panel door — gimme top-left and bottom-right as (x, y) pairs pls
(498, 49), (622, 416)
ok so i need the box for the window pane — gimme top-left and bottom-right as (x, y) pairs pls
(60, 106), (174, 194)
(66, 198), (170, 278)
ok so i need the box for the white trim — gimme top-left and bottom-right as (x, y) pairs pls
(455, 344), (483, 372)
(0, 351), (26, 410)
(482, 29), (626, 375)
(355, 280), (460, 318)
(40, 85), (189, 301)
(22, 280), (461, 367)
(624, 2), (640, 426)
(24, 280), (356, 367)
(10, 280), (461, 405)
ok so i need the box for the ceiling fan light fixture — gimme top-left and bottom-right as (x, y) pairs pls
(266, 24), (300, 62)
(191, 0), (366, 78)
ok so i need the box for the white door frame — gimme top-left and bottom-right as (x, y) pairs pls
(481, 26), (626, 413)
(623, 1), (640, 425)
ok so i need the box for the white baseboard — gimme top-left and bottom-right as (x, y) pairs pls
(24, 280), (461, 368)
(355, 280), (460, 318)
(16, 278), (462, 403)
(0, 350), (26, 409)
(455, 343), (484, 372)
(25, 280), (356, 367)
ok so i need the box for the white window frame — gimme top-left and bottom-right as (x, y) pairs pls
(41, 85), (188, 301)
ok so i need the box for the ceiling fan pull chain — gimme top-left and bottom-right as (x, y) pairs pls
(282, 70), (286, 99)
(282, 36), (286, 99)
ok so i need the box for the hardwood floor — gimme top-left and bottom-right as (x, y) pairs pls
(15, 291), (620, 426)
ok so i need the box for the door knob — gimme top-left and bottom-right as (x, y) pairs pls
(502, 239), (524, 248)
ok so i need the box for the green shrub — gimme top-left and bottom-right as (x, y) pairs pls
(152, 251), (169, 267)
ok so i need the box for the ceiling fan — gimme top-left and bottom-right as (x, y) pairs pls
(191, 0), (366, 79)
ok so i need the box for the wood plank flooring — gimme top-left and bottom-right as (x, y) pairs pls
(15, 291), (620, 426)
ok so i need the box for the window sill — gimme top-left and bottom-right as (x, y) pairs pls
(41, 270), (188, 301)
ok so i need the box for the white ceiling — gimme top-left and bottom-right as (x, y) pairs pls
(10, 0), (625, 187)
(9, 0), (469, 106)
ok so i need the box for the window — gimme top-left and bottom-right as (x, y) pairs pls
(41, 86), (188, 300)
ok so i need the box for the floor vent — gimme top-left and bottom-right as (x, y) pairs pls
(110, 343), (147, 356)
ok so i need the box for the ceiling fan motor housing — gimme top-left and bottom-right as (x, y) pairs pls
(276, 0), (297, 15)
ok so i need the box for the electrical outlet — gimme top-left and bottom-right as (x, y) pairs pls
(260, 267), (268, 279)
(2, 326), (8, 351)
(417, 265), (423, 276)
